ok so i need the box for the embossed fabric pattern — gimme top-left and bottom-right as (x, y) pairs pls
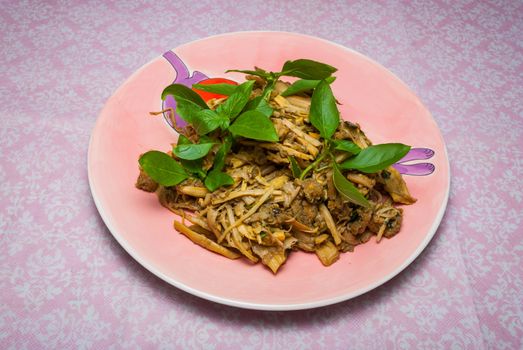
(1, 1), (522, 349)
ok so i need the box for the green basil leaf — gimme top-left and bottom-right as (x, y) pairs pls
(333, 140), (361, 155)
(138, 151), (188, 186)
(162, 84), (208, 124)
(280, 76), (336, 97)
(213, 136), (233, 171)
(242, 95), (260, 111)
(181, 158), (206, 179)
(192, 109), (228, 135)
(169, 100), (196, 123)
(281, 59), (337, 80)
(229, 110), (279, 142)
(198, 135), (214, 143)
(173, 141), (216, 160)
(177, 134), (191, 146)
(255, 98), (273, 117)
(204, 169), (234, 192)
(309, 80), (340, 139)
(161, 84), (209, 109)
(244, 95), (273, 117)
(192, 83), (237, 96)
(216, 80), (255, 120)
(289, 157), (302, 178)
(332, 165), (370, 208)
(225, 68), (271, 79)
(340, 143), (411, 173)
(177, 135), (209, 177)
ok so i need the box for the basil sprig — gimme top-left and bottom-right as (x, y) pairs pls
(227, 59), (337, 95)
(216, 80), (255, 120)
(140, 77), (279, 191)
(287, 73), (411, 208)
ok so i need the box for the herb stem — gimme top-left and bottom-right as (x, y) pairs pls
(299, 147), (330, 180)
(150, 107), (182, 133)
(315, 164), (332, 173)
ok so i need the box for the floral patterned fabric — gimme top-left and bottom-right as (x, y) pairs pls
(1, 1), (522, 348)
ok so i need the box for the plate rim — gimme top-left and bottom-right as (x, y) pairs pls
(88, 30), (451, 311)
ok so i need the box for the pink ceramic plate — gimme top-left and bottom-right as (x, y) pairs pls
(88, 32), (449, 311)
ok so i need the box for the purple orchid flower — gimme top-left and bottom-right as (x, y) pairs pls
(162, 51), (208, 128)
(393, 148), (435, 176)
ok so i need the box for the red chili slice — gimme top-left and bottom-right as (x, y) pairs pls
(193, 78), (238, 101)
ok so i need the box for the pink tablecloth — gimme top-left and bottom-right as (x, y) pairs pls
(1, 1), (522, 348)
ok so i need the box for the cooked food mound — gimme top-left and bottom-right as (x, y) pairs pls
(136, 59), (416, 273)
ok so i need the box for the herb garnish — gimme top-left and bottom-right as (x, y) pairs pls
(285, 69), (410, 207)
(339, 143), (411, 173)
(139, 58), (411, 206)
(138, 150), (188, 186)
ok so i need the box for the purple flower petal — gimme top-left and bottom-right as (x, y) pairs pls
(161, 51), (208, 128)
(393, 163), (435, 176)
(397, 148), (435, 163)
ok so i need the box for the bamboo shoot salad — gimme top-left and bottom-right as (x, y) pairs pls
(136, 59), (416, 273)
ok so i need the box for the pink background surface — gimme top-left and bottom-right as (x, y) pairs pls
(1, 1), (522, 348)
